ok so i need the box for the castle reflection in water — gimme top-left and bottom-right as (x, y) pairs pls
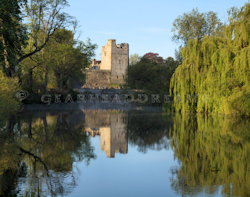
(83, 110), (128, 158)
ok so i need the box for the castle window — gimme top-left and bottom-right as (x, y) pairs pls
(119, 60), (121, 64)
(104, 52), (106, 56)
(117, 76), (118, 79)
(123, 75), (124, 79)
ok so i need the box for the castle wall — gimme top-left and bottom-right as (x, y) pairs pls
(86, 70), (111, 84)
(100, 40), (114, 70)
(110, 42), (129, 84)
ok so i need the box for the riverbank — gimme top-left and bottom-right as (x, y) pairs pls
(21, 101), (164, 112)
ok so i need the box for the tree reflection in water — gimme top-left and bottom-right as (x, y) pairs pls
(1, 110), (250, 197)
(0, 109), (174, 196)
(0, 110), (96, 196)
(127, 111), (173, 153)
(169, 114), (250, 197)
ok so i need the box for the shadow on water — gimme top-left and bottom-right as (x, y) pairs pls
(0, 107), (250, 196)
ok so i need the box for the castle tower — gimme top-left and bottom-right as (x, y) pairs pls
(101, 39), (129, 84)
(111, 41), (129, 84)
(100, 39), (115, 70)
(86, 39), (129, 85)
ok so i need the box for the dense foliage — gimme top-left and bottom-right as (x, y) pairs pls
(0, 70), (20, 117)
(21, 29), (97, 93)
(126, 57), (178, 105)
(0, 0), (96, 110)
(165, 3), (250, 117)
(171, 8), (224, 45)
(0, 0), (28, 77)
(170, 114), (250, 196)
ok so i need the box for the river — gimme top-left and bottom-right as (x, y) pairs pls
(0, 103), (249, 197)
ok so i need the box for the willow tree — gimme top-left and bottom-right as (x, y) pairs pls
(165, 3), (250, 117)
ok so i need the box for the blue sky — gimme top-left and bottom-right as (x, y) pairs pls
(65, 0), (248, 60)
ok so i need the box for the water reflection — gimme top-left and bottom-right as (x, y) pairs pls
(127, 112), (172, 153)
(83, 110), (128, 158)
(0, 110), (96, 196)
(0, 109), (249, 196)
(170, 114), (250, 197)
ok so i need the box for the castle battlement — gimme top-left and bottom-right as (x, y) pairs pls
(116, 43), (129, 49)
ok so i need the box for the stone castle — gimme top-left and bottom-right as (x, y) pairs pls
(86, 39), (129, 85)
(83, 110), (128, 158)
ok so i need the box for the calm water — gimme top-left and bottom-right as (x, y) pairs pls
(0, 106), (249, 197)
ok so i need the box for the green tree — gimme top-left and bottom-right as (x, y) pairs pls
(165, 3), (250, 117)
(126, 57), (177, 105)
(47, 29), (97, 91)
(20, 29), (97, 92)
(165, 56), (179, 71)
(129, 53), (140, 65)
(18, 0), (76, 91)
(171, 8), (224, 45)
(0, 70), (20, 118)
(174, 45), (182, 65)
(0, 0), (28, 77)
(1, 0), (74, 77)
(19, 0), (75, 63)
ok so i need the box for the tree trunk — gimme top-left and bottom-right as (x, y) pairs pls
(2, 37), (10, 69)
(0, 19), (11, 77)
(43, 69), (48, 93)
(42, 48), (48, 93)
(43, 60), (48, 93)
(62, 78), (68, 91)
(57, 78), (62, 92)
(55, 72), (62, 91)
(29, 68), (33, 92)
